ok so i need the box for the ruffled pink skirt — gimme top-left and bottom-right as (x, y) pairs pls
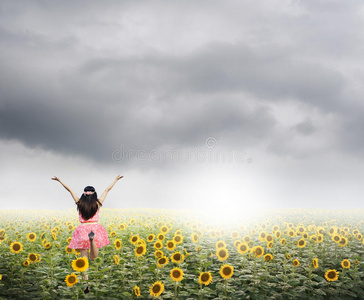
(68, 224), (110, 249)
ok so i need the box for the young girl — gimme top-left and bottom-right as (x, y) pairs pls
(51, 175), (123, 292)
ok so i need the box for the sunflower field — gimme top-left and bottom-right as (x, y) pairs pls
(1, 208), (364, 299)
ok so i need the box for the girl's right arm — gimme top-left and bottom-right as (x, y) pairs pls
(51, 176), (80, 204)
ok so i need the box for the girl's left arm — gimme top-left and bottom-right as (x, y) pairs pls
(98, 175), (123, 205)
(51, 176), (80, 204)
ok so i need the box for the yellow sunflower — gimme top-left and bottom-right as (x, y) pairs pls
(297, 238), (306, 248)
(26, 232), (37, 242)
(160, 225), (169, 233)
(113, 255), (120, 265)
(293, 259), (300, 267)
(150, 281), (164, 297)
(265, 234), (273, 243)
(313, 258), (319, 269)
(28, 253), (38, 263)
(155, 250), (164, 258)
(130, 235), (140, 245)
(65, 246), (74, 254)
(72, 257), (89, 272)
(220, 264), (233, 279)
(199, 271), (212, 286)
(166, 240), (176, 251)
(234, 240), (241, 248)
(191, 233), (199, 243)
(341, 259), (350, 269)
(264, 253), (273, 262)
(173, 235), (183, 244)
(338, 237), (348, 247)
(154, 241), (163, 250)
(135, 245), (147, 257)
(157, 256), (169, 268)
(216, 248), (229, 261)
(237, 243), (249, 255)
(22, 260), (30, 267)
(157, 233), (165, 241)
(10, 242), (23, 254)
(171, 251), (185, 264)
(114, 239), (122, 250)
(325, 269), (339, 282)
(242, 235), (251, 243)
(250, 246), (264, 258)
(65, 273), (78, 287)
(170, 267), (184, 282)
(147, 234), (155, 242)
(231, 231), (239, 239)
(134, 285), (141, 297)
(110, 231), (117, 238)
(216, 240), (226, 249)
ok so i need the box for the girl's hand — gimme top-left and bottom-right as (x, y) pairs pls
(51, 176), (60, 182)
(115, 175), (124, 181)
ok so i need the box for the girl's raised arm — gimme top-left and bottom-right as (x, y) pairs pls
(98, 175), (123, 205)
(51, 176), (80, 204)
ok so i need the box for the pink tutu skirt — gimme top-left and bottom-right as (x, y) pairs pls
(68, 224), (110, 249)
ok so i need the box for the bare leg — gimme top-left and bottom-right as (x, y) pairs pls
(90, 238), (99, 260)
(80, 249), (89, 280)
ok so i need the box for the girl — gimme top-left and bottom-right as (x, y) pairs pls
(51, 175), (123, 293)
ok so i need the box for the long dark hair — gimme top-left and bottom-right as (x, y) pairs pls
(77, 186), (102, 220)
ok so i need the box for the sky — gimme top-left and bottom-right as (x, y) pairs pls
(1, 0), (364, 215)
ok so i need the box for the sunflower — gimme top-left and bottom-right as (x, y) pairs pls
(155, 250), (164, 258)
(265, 234), (273, 243)
(341, 259), (350, 269)
(147, 234), (155, 242)
(166, 240), (176, 251)
(72, 257), (89, 272)
(135, 245), (147, 257)
(113, 255), (120, 265)
(130, 235), (140, 245)
(154, 241), (163, 250)
(258, 231), (267, 242)
(264, 253), (273, 262)
(338, 237), (348, 247)
(28, 253), (38, 263)
(170, 267), (184, 282)
(288, 230), (295, 237)
(332, 235), (340, 243)
(22, 260), (30, 267)
(216, 240), (226, 249)
(325, 269), (339, 282)
(173, 235), (183, 244)
(171, 251), (185, 264)
(150, 281), (164, 297)
(65, 273), (78, 287)
(267, 241), (273, 249)
(231, 231), (239, 239)
(220, 264), (233, 279)
(242, 235), (251, 243)
(237, 243), (249, 255)
(191, 233), (199, 243)
(313, 258), (319, 269)
(250, 246), (264, 258)
(157, 233), (165, 241)
(297, 238), (306, 248)
(26, 232), (37, 242)
(114, 239), (122, 250)
(293, 259), (300, 267)
(280, 238), (287, 245)
(110, 231), (117, 238)
(234, 240), (241, 248)
(216, 248), (229, 261)
(199, 271), (212, 286)
(134, 285), (141, 297)
(52, 233), (57, 240)
(43, 242), (52, 250)
(157, 256), (169, 267)
(10, 242), (23, 254)
(274, 231), (281, 239)
(317, 234), (323, 243)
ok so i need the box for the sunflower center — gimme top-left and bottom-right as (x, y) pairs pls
(219, 250), (227, 257)
(159, 258), (166, 264)
(29, 254), (37, 261)
(174, 254), (181, 260)
(172, 270), (181, 277)
(136, 247), (144, 254)
(69, 276), (76, 283)
(223, 267), (232, 275)
(328, 271), (336, 278)
(29, 234), (35, 239)
(116, 241), (121, 247)
(256, 248), (262, 255)
(76, 259), (85, 268)
(175, 236), (181, 242)
(132, 237), (137, 242)
(240, 245), (247, 251)
(201, 273), (209, 282)
(13, 244), (20, 251)
(152, 285), (161, 293)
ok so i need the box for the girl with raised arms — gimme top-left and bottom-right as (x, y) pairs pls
(51, 175), (123, 293)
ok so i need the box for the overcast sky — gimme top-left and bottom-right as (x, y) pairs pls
(1, 0), (364, 214)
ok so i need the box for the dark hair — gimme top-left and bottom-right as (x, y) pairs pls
(77, 186), (102, 220)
